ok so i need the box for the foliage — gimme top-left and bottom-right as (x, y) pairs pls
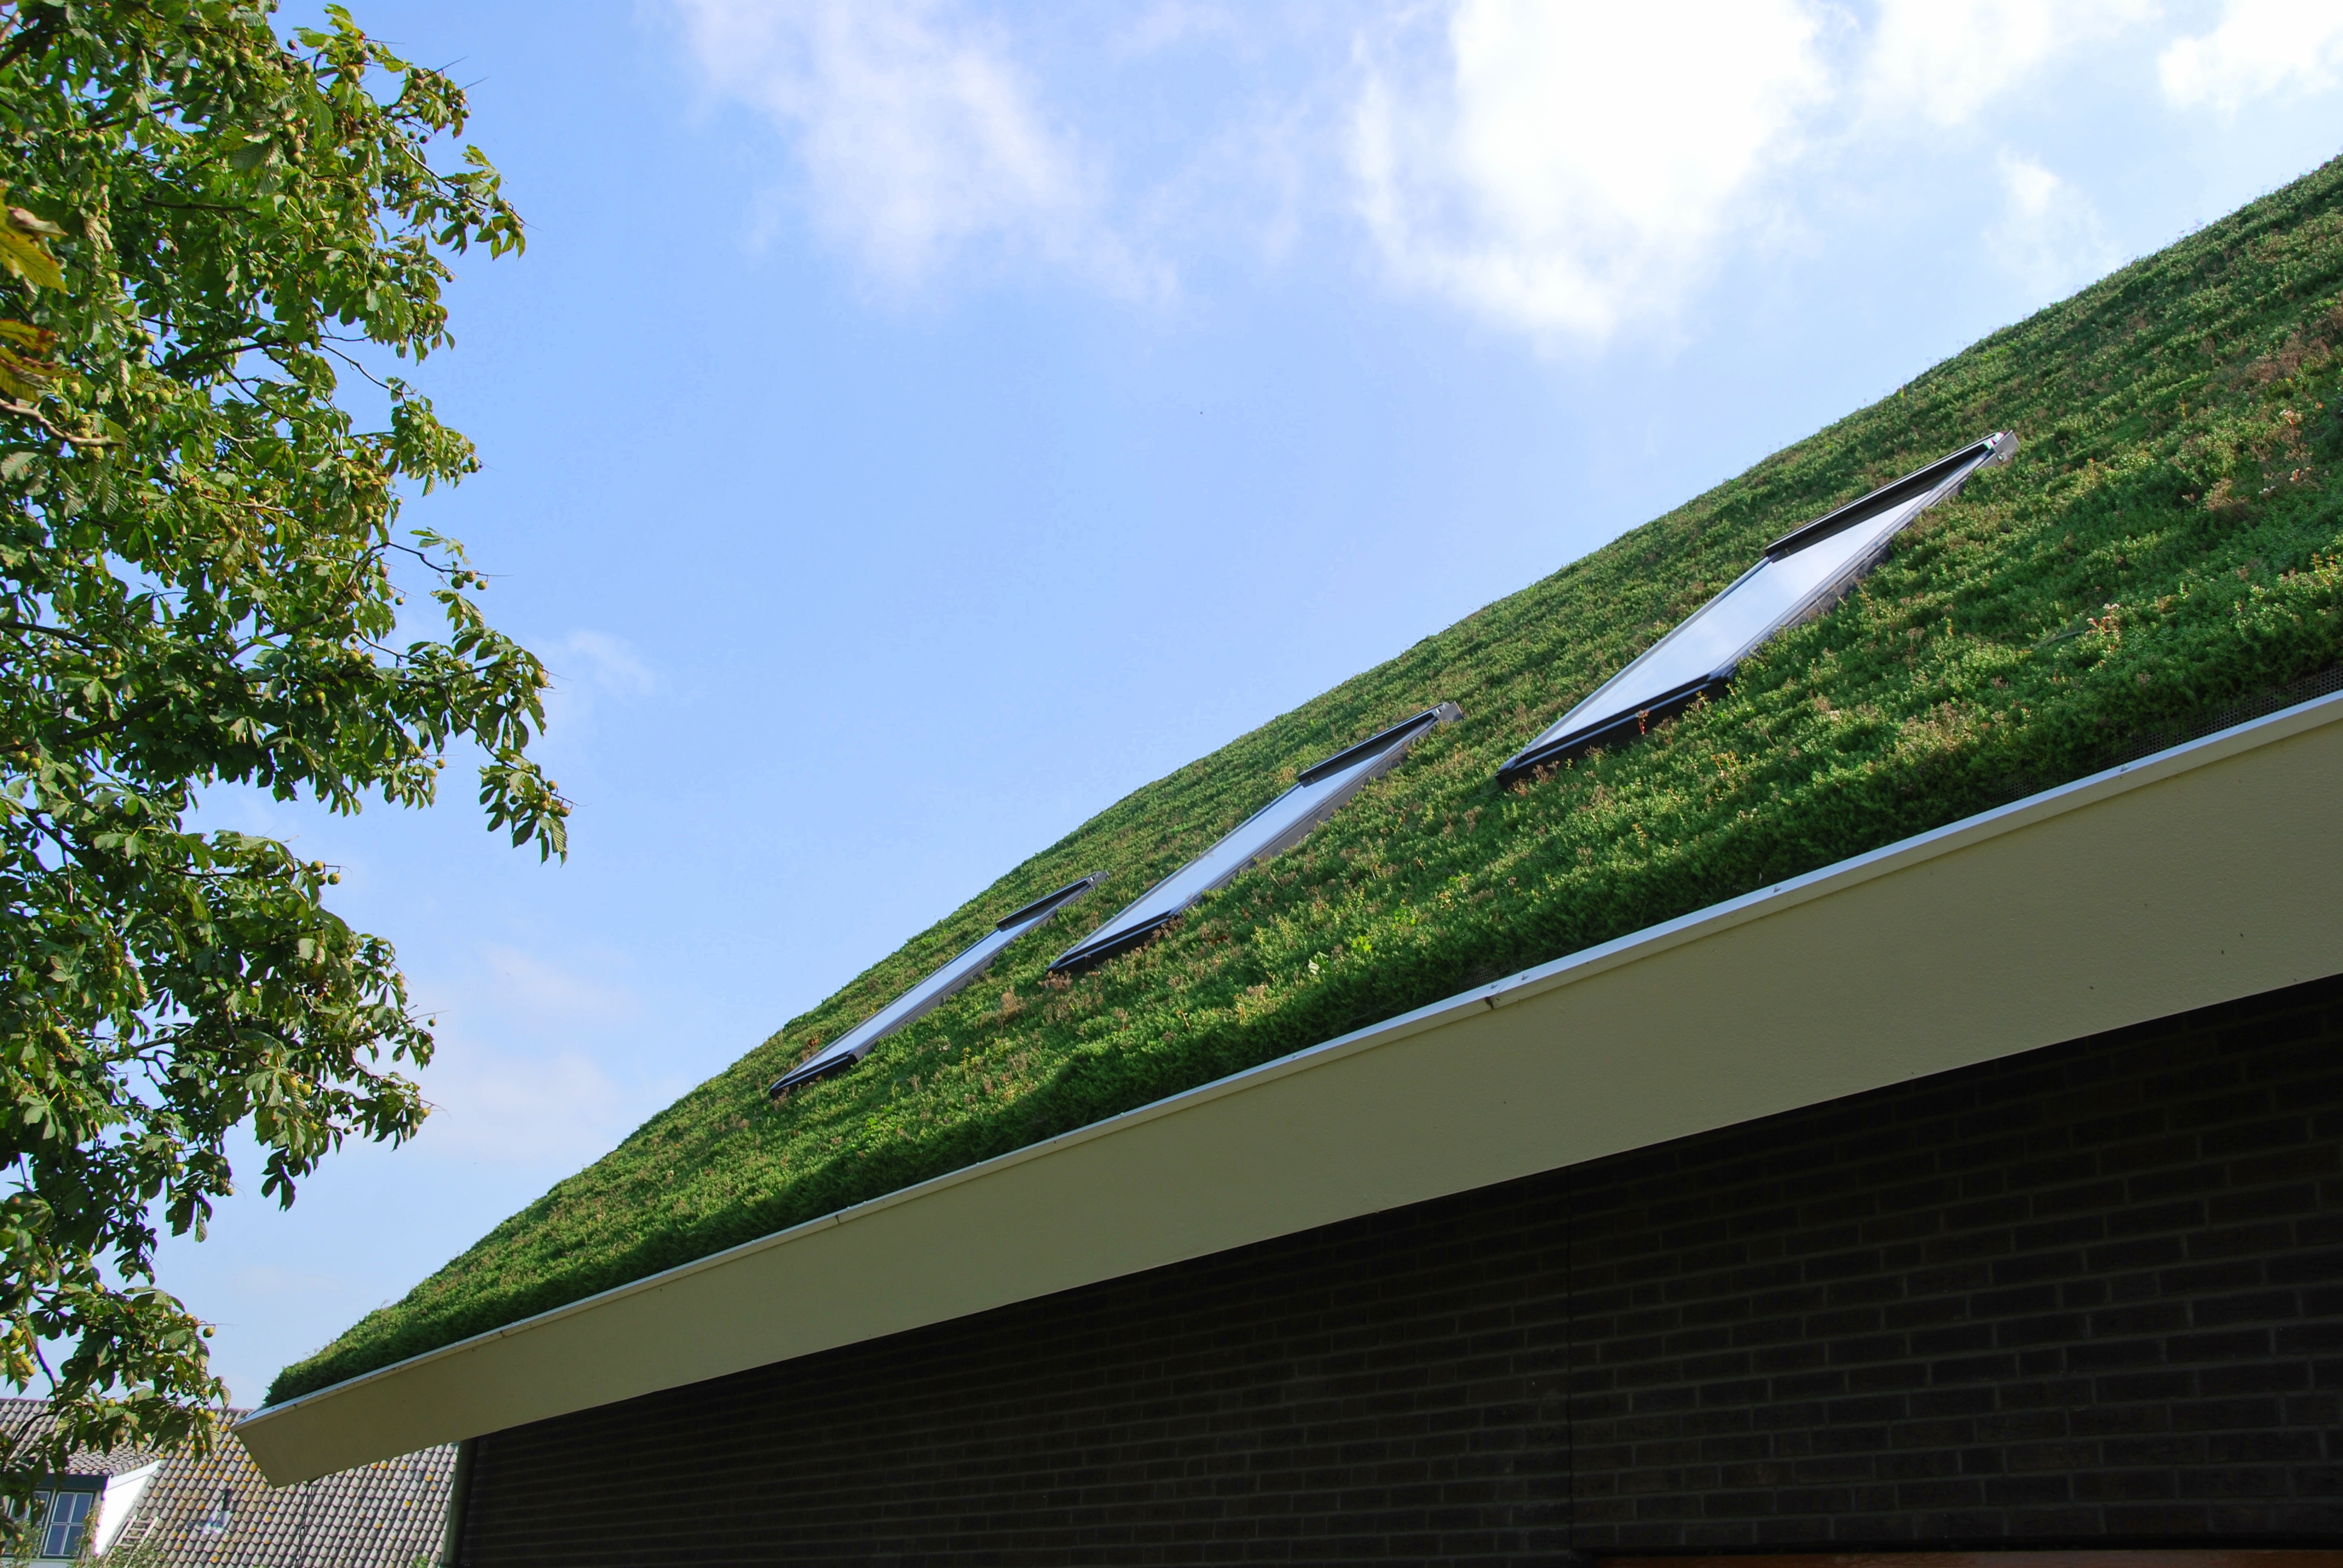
(0, 0), (558, 1514)
(275, 155), (2343, 1403)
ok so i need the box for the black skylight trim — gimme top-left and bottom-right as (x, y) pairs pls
(1297, 707), (1449, 785)
(1515, 675), (1728, 766)
(994, 875), (1103, 930)
(768, 874), (1100, 1097)
(1047, 912), (1177, 975)
(1049, 703), (1463, 974)
(1764, 435), (2008, 560)
(1497, 433), (2015, 787)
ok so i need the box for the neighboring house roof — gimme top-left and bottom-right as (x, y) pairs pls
(237, 686), (2343, 1484)
(114, 1421), (452, 1568)
(0, 1398), (164, 1480)
(0, 1400), (451, 1567)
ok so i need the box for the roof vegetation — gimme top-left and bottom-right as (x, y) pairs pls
(270, 155), (2343, 1407)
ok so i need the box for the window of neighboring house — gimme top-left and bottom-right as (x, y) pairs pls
(36, 1489), (93, 1561)
(195, 1484), (234, 1536)
(8, 1482), (100, 1561)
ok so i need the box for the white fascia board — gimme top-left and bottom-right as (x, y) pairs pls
(238, 691), (2343, 1485)
(90, 1461), (160, 1558)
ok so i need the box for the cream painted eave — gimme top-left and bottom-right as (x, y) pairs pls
(238, 691), (2343, 1485)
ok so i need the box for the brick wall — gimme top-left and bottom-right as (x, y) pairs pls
(457, 975), (2343, 1566)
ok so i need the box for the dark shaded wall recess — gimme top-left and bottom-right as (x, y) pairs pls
(454, 975), (2343, 1567)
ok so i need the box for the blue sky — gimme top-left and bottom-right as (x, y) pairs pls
(157, 0), (2343, 1407)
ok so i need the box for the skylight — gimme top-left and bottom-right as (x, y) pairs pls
(768, 875), (1099, 1095)
(1050, 704), (1463, 973)
(1497, 433), (2016, 786)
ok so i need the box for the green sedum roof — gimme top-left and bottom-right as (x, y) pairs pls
(269, 155), (2343, 1408)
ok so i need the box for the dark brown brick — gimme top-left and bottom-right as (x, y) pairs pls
(457, 975), (2343, 1567)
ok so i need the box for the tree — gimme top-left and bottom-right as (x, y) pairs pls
(0, 0), (561, 1522)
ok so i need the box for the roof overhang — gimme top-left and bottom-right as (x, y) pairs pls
(238, 690), (2343, 1485)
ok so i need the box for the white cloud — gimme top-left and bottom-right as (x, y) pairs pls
(659, 0), (2313, 344)
(1109, 2), (1245, 59)
(474, 943), (647, 1027)
(552, 630), (655, 701)
(1343, 0), (2182, 342)
(1351, 0), (1830, 341)
(1863, 0), (2155, 126)
(674, 0), (1156, 292)
(539, 628), (655, 753)
(405, 946), (655, 1166)
(1987, 151), (2123, 295)
(416, 1044), (635, 1165)
(229, 1263), (342, 1299)
(2160, 0), (2343, 111)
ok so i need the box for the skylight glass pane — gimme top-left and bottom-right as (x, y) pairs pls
(768, 875), (1098, 1094)
(1050, 704), (1461, 973)
(1499, 433), (2014, 783)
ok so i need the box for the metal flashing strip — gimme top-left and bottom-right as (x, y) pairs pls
(1049, 704), (1462, 973)
(239, 685), (2343, 1486)
(1296, 705), (1450, 785)
(1763, 433), (2010, 558)
(1498, 433), (2016, 785)
(768, 875), (1099, 1094)
(988, 875), (1102, 932)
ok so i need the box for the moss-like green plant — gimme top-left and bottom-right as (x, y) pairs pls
(270, 155), (2343, 1406)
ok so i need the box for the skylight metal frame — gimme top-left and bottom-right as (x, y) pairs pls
(768, 875), (1099, 1096)
(1496, 432), (2016, 786)
(1049, 703), (1463, 974)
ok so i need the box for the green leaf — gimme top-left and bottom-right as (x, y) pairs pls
(0, 230), (64, 292)
(0, 0), (551, 1509)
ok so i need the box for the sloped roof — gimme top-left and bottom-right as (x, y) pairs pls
(0, 1399), (163, 1479)
(238, 687), (2343, 1483)
(273, 151), (2343, 1408)
(0, 1399), (452, 1568)
(115, 1419), (453, 1568)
